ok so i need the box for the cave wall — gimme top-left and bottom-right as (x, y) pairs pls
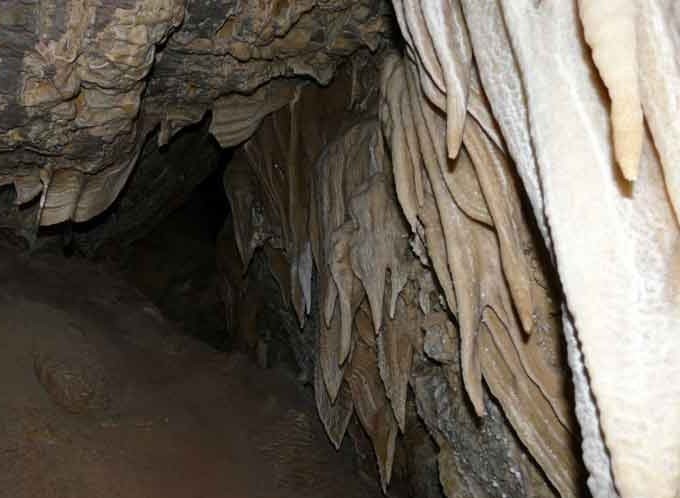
(216, 4), (680, 498)
(217, 52), (575, 498)
(382, 4), (680, 498)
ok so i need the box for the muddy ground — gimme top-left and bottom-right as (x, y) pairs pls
(0, 247), (396, 498)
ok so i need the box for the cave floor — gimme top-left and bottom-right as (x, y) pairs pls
(0, 247), (384, 498)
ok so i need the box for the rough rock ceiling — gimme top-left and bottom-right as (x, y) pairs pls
(0, 0), (392, 227)
(1, 2), (679, 498)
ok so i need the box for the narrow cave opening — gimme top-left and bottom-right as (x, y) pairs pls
(102, 148), (232, 352)
(80, 118), (320, 373)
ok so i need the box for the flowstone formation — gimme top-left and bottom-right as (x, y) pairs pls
(219, 51), (579, 498)
(1, 2), (679, 498)
(389, 3), (680, 497)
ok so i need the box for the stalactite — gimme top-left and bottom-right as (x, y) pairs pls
(221, 48), (579, 498)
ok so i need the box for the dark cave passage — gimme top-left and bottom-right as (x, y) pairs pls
(110, 164), (231, 351)
(85, 121), (319, 375)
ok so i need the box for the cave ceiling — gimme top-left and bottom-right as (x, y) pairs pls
(1, 1), (679, 498)
(0, 0), (392, 227)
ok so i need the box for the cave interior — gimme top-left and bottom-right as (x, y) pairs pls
(1, 1), (679, 498)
